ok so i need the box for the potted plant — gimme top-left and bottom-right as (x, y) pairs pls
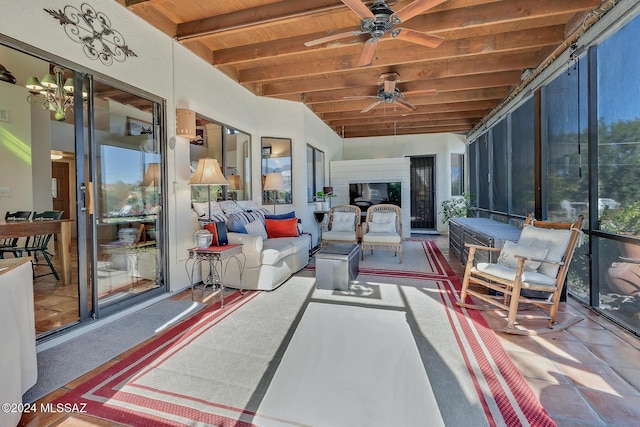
(314, 190), (336, 211)
(440, 192), (476, 225)
(600, 200), (640, 259)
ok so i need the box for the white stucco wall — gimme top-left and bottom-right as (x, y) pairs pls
(342, 133), (466, 232)
(1, 0), (464, 292)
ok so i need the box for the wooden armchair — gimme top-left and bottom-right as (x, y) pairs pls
(321, 205), (360, 248)
(361, 204), (402, 263)
(457, 213), (584, 335)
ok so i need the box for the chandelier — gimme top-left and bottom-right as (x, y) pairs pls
(25, 65), (85, 121)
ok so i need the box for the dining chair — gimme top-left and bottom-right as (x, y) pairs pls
(0, 211), (32, 258)
(23, 211), (64, 279)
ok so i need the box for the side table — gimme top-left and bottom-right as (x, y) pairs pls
(185, 244), (245, 307)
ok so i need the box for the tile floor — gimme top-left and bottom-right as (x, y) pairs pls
(19, 235), (640, 426)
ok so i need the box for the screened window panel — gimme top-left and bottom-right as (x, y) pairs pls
(492, 119), (508, 213)
(545, 57), (589, 223)
(597, 15), (640, 230)
(510, 97), (535, 216)
(477, 133), (490, 210)
(468, 139), (478, 205)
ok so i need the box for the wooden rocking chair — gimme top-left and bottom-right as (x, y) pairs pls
(457, 213), (585, 335)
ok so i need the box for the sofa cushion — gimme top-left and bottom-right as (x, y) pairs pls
(261, 238), (295, 265)
(192, 201), (225, 218)
(265, 218), (299, 238)
(218, 200), (245, 214)
(244, 220), (268, 240)
(265, 211), (296, 220)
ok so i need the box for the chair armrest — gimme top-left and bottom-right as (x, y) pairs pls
(464, 243), (502, 252)
(514, 254), (564, 266)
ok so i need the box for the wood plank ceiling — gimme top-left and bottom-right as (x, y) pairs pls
(119, 0), (604, 138)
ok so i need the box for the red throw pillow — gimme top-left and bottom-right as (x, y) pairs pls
(265, 218), (299, 238)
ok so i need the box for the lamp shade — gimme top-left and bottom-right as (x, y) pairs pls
(176, 109), (196, 139)
(188, 158), (229, 186)
(263, 172), (284, 191)
(141, 163), (160, 187)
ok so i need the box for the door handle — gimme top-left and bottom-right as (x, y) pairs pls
(80, 182), (94, 214)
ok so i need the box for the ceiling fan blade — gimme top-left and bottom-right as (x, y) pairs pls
(395, 99), (417, 112)
(403, 88), (437, 96)
(394, 28), (444, 48)
(343, 95), (378, 100)
(341, 0), (375, 20)
(361, 100), (383, 113)
(391, 0), (447, 23)
(384, 79), (397, 93)
(304, 31), (357, 47)
(357, 38), (378, 66)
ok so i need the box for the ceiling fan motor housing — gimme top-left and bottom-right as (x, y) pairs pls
(361, 1), (396, 38)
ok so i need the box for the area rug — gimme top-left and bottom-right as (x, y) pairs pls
(24, 298), (206, 404)
(55, 241), (555, 427)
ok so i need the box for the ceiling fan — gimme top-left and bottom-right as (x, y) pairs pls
(305, 0), (445, 66)
(345, 72), (436, 113)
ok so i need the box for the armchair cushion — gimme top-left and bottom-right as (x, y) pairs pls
(331, 212), (356, 231)
(371, 212), (397, 232)
(367, 221), (396, 233)
(497, 241), (548, 271)
(518, 226), (572, 277)
(475, 263), (558, 289)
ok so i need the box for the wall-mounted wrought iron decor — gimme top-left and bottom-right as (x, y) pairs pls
(45, 3), (137, 66)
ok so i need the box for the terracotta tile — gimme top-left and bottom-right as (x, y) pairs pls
(526, 379), (603, 423)
(587, 343), (640, 369)
(506, 351), (567, 383)
(580, 389), (640, 427)
(613, 367), (640, 391)
(555, 360), (640, 396)
(496, 333), (545, 355)
(567, 326), (627, 346)
(54, 413), (121, 426)
(533, 338), (603, 365)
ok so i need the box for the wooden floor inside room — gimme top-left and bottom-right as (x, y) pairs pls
(20, 236), (640, 427)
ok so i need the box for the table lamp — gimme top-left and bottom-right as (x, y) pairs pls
(188, 158), (229, 222)
(263, 172), (284, 214)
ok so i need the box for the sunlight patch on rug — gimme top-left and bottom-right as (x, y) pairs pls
(254, 302), (444, 427)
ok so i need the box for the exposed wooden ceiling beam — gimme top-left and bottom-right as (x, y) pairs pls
(237, 26), (565, 84)
(176, 0), (346, 41)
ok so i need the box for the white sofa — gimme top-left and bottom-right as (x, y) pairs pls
(223, 232), (310, 291)
(194, 200), (310, 291)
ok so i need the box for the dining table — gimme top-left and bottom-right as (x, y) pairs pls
(0, 219), (73, 285)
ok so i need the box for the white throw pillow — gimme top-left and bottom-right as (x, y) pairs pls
(244, 219), (268, 240)
(368, 221), (395, 233)
(331, 212), (355, 232)
(371, 211), (396, 233)
(192, 201), (224, 218)
(218, 200), (244, 214)
(497, 241), (549, 271)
